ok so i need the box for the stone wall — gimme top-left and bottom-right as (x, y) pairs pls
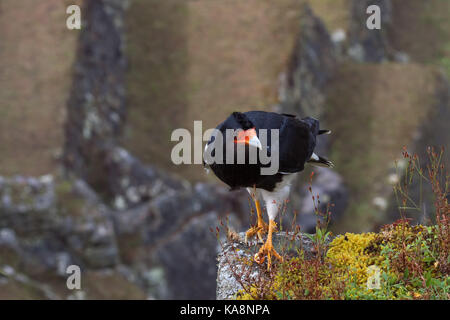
(216, 232), (324, 299)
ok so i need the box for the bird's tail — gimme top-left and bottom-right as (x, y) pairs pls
(307, 153), (334, 168)
(318, 129), (331, 135)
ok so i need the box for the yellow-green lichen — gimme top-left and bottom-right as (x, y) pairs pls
(326, 232), (383, 286)
(231, 222), (449, 300)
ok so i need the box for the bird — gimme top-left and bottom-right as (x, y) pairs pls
(204, 111), (333, 270)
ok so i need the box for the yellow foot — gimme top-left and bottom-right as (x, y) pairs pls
(254, 220), (283, 270)
(244, 221), (268, 244)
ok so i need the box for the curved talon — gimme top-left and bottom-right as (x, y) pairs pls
(254, 220), (283, 270)
(244, 221), (268, 244)
(254, 240), (283, 269)
(257, 222), (268, 243)
(244, 226), (256, 244)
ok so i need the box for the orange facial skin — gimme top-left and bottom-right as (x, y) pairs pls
(234, 128), (257, 145)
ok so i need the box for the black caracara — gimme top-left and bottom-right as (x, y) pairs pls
(204, 111), (333, 270)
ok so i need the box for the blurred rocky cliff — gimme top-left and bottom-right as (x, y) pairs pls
(0, 0), (448, 299)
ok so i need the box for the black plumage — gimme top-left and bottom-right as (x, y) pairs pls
(204, 110), (333, 270)
(206, 111), (322, 191)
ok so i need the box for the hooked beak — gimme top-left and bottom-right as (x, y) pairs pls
(234, 128), (262, 150)
(248, 135), (262, 150)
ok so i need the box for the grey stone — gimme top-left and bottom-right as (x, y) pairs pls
(216, 232), (322, 300)
(63, 0), (128, 192)
(279, 4), (336, 120)
(274, 5), (347, 232)
(111, 182), (248, 299)
(0, 175), (120, 273)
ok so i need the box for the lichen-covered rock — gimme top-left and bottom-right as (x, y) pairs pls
(63, 0), (128, 190)
(0, 175), (153, 299)
(62, 1), (188, 210)
(0, 175), (56, 234)
(105, 147), (187, 209)
(0, 175), (119, 274)
(216, 232), (319, 300)
(112, 183), (248, 299)
(279, 4), (336, 120)
(275, 5), (347, 232)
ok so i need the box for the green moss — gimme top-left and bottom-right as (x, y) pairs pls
(235, 222), (449, 300)
(55, 179), (85, 217)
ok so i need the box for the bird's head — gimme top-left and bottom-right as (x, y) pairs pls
(233, 127), (262, 150)
(231, 112), (262, 150)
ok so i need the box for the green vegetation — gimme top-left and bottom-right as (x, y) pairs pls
(228, 147), (449, 300)
(236, 223), (449, 300)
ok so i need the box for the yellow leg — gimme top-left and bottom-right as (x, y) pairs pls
(245, 199), (268, 243)
(254, 219), (283, 270)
